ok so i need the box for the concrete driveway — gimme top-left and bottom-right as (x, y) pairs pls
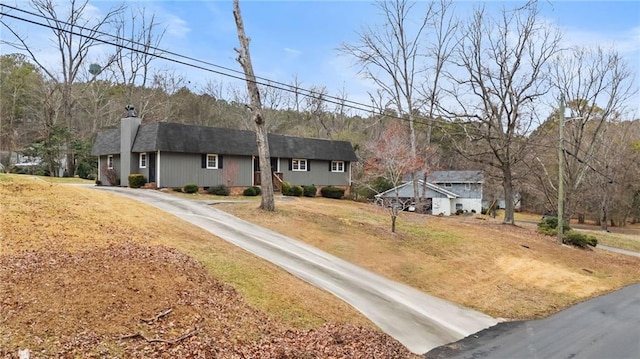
(89, 186), (498, 354)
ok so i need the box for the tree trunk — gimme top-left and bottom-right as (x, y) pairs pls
(600, 189), (609, 231)
(233, 0), (275, 211)
(502, 167), (515, 224)
(391, 212), (397, 233)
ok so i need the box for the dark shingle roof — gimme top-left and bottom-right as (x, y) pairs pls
(91, 128), (120, 156)
(93, 122), (358, 161)
(427, 170), (484, 183)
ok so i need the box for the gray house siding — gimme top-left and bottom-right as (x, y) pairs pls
(159, 153), (253, 188)
(279, 159), (350, 187)
(98, 154), (121, 185)
(92, 120), (358, 189)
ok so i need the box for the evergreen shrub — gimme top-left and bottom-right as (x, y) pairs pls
(320, 186), (345, 199)
(207, 184), (230, 196)
(302, 184), (317, 197)
(128, 174), (146, 188)
(184, 184), (199, 194)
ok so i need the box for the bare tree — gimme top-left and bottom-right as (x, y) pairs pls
(553, 47), (636, 222)
(233, 0), (275, 211)
(442, 2), (561, 224)
(341, 0), (428, 204)
(110, 5), (166, 119)
(366, 123), (427, 232)
(418, 0), (458, 146)
(1, 0), (124, 176)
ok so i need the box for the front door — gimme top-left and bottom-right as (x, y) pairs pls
(148, 153), (156, 183)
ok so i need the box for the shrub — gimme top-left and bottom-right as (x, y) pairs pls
(290, 185), (303, 197)
(243, 186), (262, 196)
(281, 181), (292, 196)
(303, 184), (317, 197)
(95, 179), (102, 186)
(128, 174), (146, 188)
(172, 187), (183, 192)
(320, 186), (345, 199)
(564, 231), (598, 248)
(207, 184), (230, 196)
(537, 216), (571, 236)
(104, 169), (120, 186)
(183, 183), (199, 194)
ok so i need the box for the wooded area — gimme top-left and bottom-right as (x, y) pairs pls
(0, 0), (638, 227)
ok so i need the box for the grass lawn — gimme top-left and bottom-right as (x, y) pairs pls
(214, 196), (640, 320)
(2, 172), (639, 357)
(2, 174), (405, 357)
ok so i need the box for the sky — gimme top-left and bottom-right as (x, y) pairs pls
(1, 0), (639, 118)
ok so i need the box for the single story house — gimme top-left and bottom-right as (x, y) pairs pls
(91, 115), (358, 194)
(375, 170), (484, 215)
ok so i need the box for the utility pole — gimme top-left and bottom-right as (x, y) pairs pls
(557, 94), (565, 244)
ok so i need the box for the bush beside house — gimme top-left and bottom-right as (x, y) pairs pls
(128, 174), (146, 188)
(321, 186), (345, 199)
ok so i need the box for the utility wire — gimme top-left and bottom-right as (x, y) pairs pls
(0, 3), (565, 134)
(0, 3), (406, 121)
(0, 2), (621, 183)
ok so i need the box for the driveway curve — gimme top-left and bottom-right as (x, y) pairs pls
(89, 186), (498, 354)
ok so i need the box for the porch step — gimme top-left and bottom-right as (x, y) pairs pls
(142, 182), (157, 189)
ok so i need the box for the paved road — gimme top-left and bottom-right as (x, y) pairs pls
(89, 186), (498, 354)
(427, 283), (640, 359)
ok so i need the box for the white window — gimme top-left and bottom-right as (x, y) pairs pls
(331, 161), (345, 172)
(139, 153), (147, 168)
(107, 155), (114, 169)
(206, 154), (218, 169)
(292, 159), (307, 171)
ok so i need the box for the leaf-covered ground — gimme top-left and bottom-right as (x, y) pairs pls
(1, 242), (412, 358)
(0, 176), (417, 358)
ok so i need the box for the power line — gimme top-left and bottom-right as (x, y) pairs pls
(0, 3), (400, 120)
(0, 1), (624, 184)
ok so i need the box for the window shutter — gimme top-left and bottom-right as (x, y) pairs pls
(218, 155), (223, 169)
(288, 159), (292, 171)
(201, 154), (206, 168)
(329, 161), (332, 172)
(307, 160), (311, 171)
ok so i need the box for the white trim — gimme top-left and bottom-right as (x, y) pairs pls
(331, 160), (345, 172)
(139, 153), (147, 168)
(292, 158), (307, 171)
(97, 156), (101, 182)
(156, 151), (161, 187)
(107, 155), (114, 169)
(206, 153), (218, 169)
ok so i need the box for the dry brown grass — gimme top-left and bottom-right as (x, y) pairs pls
(2, 175), (407, 357)
(215, 196), (640, 320)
